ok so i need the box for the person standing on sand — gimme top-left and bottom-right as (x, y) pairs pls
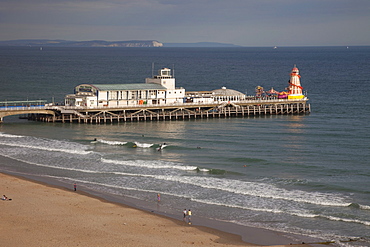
(74, 183), (77, 191)
(183, 209), (187, 222)
(187, 209), (192, 224)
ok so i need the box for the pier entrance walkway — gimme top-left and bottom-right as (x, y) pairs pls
(0, 100), (53, 123)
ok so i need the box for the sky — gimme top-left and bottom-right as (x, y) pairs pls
(1, 0), (369, 46)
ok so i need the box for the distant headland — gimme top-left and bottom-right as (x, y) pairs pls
(0, 39), (163, 47)
(0, 39), (241, 48)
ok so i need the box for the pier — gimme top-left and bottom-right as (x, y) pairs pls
(0, 66), (311, 123)
(0, 98), (310, 123)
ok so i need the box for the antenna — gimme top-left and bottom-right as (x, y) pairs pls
(172, 64), (175, 77)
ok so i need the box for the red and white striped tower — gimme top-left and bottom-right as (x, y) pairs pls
(287, 65), (305, 99)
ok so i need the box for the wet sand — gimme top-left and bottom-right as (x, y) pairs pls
(0, 172), (312, 247)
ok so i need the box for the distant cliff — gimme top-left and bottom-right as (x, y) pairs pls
(0, 39), (163, 47)
(164, 42), (241, 47)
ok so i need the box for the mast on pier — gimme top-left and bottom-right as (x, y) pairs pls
(146, 68), (175, 90)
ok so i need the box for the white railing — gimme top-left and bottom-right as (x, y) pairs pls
(0, 106), (49, 111)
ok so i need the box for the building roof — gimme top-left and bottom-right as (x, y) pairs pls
(89, 83), (166, 91)
(212, 88), (245, 96)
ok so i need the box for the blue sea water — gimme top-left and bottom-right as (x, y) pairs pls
(0, 46), (370, 246)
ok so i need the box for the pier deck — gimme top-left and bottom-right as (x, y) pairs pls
(5, 98), (311, 123)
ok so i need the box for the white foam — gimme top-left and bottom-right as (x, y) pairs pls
(324, 215), (370, 226)
(134, 142), (153, 148)
(0, 154), (101, 174)
(0, 134), (92, 155)
(128, 175), (351, 207)
(192, 198), (287, 214)
(192, 198), (370, 227)
(0, 132), (24, 138)
(198, 168), (210, 172)
(359, 204), (370, 210)
(98, 139), (127, 145)
(201, 177), (349, 207)
(101, 158), (198, 171)
(0, 141), (92, 155)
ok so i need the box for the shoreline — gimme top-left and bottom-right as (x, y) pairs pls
(0, 168), (324, 247)
(0, 152), (324, 247)
(1, 171), (247, 247)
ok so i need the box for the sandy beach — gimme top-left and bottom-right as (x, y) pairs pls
(0, 172), (311, 247)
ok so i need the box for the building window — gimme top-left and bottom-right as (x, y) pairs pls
(149, 90), (156, 97)
(119, 91), (124, 99)
(108, 91), (118, 100)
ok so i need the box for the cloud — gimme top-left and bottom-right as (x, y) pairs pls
(0, 0), (369, 45)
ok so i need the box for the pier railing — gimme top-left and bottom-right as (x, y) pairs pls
(0, 106), (47, 111)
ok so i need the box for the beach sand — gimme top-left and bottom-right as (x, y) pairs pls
(0, 173), (310, 247)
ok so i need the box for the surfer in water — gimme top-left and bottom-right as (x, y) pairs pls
(157, 143), (167, 151)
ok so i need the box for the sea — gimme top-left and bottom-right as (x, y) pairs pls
(0, 46), (369, 246)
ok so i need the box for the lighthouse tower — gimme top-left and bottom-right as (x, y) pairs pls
(287, 65), (305, 99)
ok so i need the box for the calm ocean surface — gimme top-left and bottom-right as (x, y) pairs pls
(0, 46), (370, 246)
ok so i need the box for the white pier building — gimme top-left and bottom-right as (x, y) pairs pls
(65, 67), (247, 107)
(65, 68), (185, 107)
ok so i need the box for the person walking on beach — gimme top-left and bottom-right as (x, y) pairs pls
(187, 209), (192, 224)
(183, 209), (187, 222)
(74, 183), (77, 191)
(157, 193), (161, 202)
